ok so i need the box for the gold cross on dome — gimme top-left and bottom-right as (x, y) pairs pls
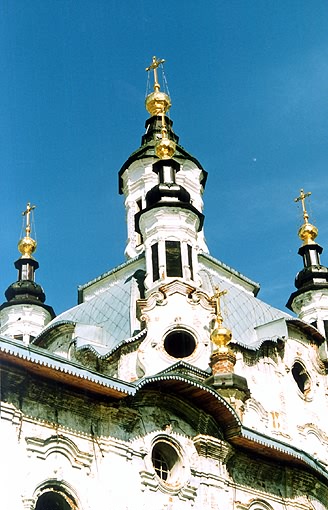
(212, 286), (227, 323)
(146, 56), (165, 91)
(294, 188), (311, 223)
(22, 202), (36, 237)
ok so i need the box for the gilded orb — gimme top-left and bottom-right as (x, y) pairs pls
(18, 236), (37, 258)
(145, 91), (171, 117)
(298, 222), (318, 245)
(155, 137), (176, 160)
(210, 324), (232, 353)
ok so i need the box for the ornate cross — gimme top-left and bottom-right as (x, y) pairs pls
(146, 56), (165, 91)
(294, 188), (311, 223)
(212, 286), (227, 322)
(22, 202), (36, 237)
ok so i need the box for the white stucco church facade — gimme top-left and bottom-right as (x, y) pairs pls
(1, 57), (328, 510)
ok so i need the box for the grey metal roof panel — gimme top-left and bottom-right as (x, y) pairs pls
(51, 277), (133, 349)
(46, 256), (147, 351)
(78, 253), (145, 294)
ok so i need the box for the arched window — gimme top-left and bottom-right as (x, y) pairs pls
(35, 488), (77, 510)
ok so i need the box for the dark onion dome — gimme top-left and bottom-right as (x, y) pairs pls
(0, 255), (55, 318)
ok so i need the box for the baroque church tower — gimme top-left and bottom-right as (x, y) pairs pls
(1, 58), (328, 510)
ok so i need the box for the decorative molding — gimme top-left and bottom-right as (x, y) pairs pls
(193, 435), (233, 463)
(25, 434), (93, 471)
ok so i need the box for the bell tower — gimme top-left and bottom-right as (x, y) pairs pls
(119, 57), (208, 292)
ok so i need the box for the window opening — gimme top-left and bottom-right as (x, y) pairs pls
(292, 362), (311, 395)
(135, 199), (143, 246)
(151, 441), (181, 485)
(324, 320), (328, 340)
(152, 243), (160, 282)
(165, 240), (182, 277)
(152, 450), (169, 480)
(187, 244), (193, 280)
(162, 164), (176, 184)
(35, 491), (73, 510)
(21, 263), (34, 280)
(164, 330), (196, 358)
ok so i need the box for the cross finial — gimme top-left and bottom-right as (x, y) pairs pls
(22, 202), (36, 237)
(212, 286), (227, 324)
(146, 56), (165, 92)
(294, 188), (311, 223)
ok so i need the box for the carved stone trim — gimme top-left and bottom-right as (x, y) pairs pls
(193, 434), (233, 463)
(25, 435), (93, 470)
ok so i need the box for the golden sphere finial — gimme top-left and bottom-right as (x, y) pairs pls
(155, 135), (176, 160)
(210, 323), (232, 353)
(18, 236), (37, 258)
(298, 222), (318, 245)
(145, 91), (171, 117)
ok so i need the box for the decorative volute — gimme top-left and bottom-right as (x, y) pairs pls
(0, 203), (55, 343)
(118, 57), (209, 292)
(286, 189), (328, 338)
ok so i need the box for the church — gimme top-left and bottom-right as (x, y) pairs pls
(1, 57), (328, 510)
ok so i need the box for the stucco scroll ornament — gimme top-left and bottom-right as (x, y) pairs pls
(188, 289), (214, 310)
(140, 313), (150, 324)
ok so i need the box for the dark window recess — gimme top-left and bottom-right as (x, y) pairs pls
(187, 244), (194, 280)
(135, 199), (143, 245)
(292, 362), (311, 395)
(164, 330), (196, 358)
(151, 442), (179, 483)
(13, 334), (23, 341)
(35, 492), (73, 510)
(324, 320), (328, 340)
(165, 241), (182, 277)
(152, 243), (160, 282)
(152, 449), (169, 480)
(311, 321), (318, 330)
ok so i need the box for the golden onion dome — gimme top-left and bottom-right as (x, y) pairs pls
(145, 90), (171, 117)
(18, 235), (37, 258)
(155, 135), (176, 160)
(298, 222), (318, 245)
(210, 323), (232, 353)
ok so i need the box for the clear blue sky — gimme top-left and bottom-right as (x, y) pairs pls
(1, 1), (328, 315)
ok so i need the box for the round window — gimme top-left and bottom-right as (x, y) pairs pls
(164, 330), (196, 358)
(292, 362), (311, 395)
(151, 440), (183, 486)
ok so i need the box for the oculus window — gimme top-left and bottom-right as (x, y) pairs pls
(164, 330), (196, 358)
(151, 440), (182, 486)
